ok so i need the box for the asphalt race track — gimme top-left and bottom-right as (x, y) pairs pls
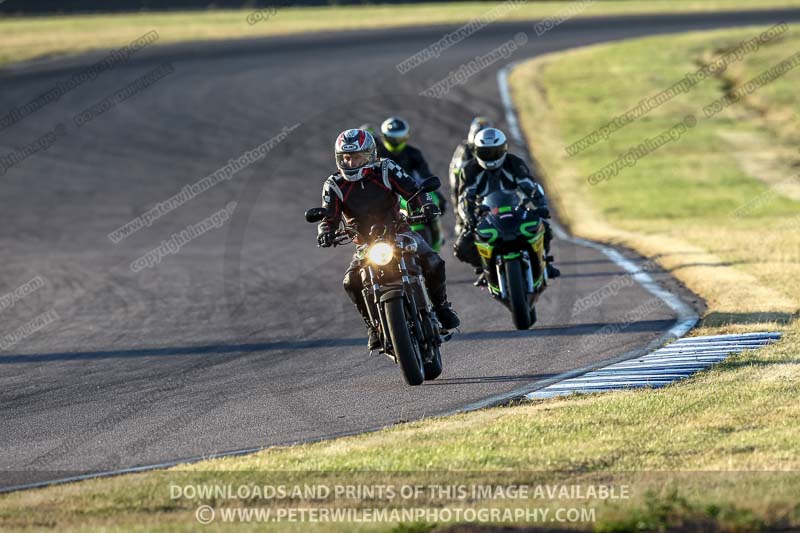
(1, 8), (798, 490)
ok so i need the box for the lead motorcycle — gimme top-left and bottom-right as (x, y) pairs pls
(305, 177), (451, 386)
(468, 190), (550, 330)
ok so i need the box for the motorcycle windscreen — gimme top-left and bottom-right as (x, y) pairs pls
(480, 191), (522, 211)
(481, 191), (524, 241)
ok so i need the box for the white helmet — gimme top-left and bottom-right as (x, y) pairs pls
(473, 127), (507, 170)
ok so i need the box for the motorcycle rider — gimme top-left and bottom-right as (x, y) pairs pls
(377, 116), (447, 251)
(453, 127), (560, 280)
(450, 116), (493, 233)
(317, 128), (460, 351)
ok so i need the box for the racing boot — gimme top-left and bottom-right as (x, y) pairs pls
(546, 255), (561, 279)
(424, 252), (460, 330)
(367, 326), (381, 351)
(434, 302), (460, 330)
(360, 315), (381, 351)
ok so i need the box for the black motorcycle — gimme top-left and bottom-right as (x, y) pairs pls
(305, 177), (450, 386)
(470, 190), (549, 330)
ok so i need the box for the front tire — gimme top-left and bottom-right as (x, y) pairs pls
(385, 298), (424, 386)
(506, 259), (532, 330)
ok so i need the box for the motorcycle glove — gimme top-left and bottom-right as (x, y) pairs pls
(422, 203), (441, 219)
(317, 231), (335, 248)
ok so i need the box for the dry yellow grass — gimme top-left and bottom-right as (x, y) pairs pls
(2, 323), (799, 531)
(509, 28), (800, 334)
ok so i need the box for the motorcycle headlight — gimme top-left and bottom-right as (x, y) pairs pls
(367, 242), (394, 266)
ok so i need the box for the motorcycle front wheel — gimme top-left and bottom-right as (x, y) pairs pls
(506, 259), (532, 330)
(385, 298), (425, 386)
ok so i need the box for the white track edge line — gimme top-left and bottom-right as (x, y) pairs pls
(477, 62), (700, 407)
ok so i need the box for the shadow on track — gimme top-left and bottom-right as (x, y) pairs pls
(451, 319), (675, 343)
(0, 337), (363, 364)
(1, 318), (675, 364)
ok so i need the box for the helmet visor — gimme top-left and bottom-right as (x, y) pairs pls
(336, 151), (371, 170)
(475, 144), (507, 164)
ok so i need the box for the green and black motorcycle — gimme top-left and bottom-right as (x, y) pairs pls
(471, 191), (549, 330)
(399, 190), (445, 252)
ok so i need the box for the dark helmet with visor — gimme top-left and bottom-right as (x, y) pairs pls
(473, 127), (507, 170)
(380, 116), (409, 153)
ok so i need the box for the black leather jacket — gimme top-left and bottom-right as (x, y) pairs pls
(376, 143), (432, 181)
(318, 159), (431, 242)
(457, 153), (547, 227)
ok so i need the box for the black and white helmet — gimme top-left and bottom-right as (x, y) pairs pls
(334, 128), (377, 181)
(473, 127), (507, 170)
(380, 116), (409, 153)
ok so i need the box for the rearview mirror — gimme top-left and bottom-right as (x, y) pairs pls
(305, 207), (328, 223)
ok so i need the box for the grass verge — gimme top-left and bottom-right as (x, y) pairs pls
(1, 323), (799, 531)
(509, 24), (800, 334)
(2, 18), (800, 533)
(2, 1), (800, 67)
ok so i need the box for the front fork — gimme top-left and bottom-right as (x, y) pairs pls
(361, 257), (430, 357)
(495, 253), (535, 300)
(362, 265), (385, 336)
(521, 251), (535, 293)
(401, 255), (433, 313)
(400, 256), (428, 346)
(495, 257), (507, 300)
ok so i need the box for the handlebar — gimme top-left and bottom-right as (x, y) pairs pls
(467, 203), (550, 227)
(318, 211), (435, 248)
(407, 213), (431, 225)
(331, 226), (357, 247)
